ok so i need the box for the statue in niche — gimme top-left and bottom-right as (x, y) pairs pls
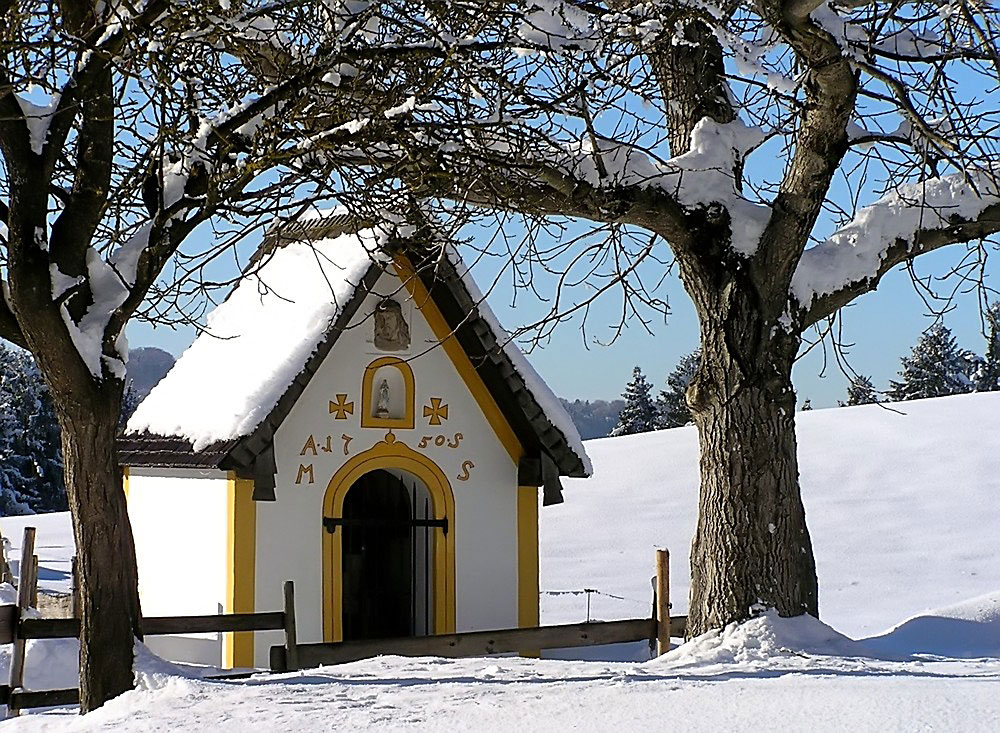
(375, 378), (391, 418)
(374, 299), (410, 351)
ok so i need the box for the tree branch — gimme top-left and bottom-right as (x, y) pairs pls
(797, 199), (1000, 328)
(752, 1), (857, 298)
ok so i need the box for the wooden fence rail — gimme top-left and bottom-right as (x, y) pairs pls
(0, 526), (299, 715)
(273, 614), (687, 672)
(17, 611), (289, 640)
(2, 526), (680, 716)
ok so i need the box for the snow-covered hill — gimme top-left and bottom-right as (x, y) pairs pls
(543, 391), (1000, 640)
(2, 392), (998, 643)
(2, 392), (1000, 729)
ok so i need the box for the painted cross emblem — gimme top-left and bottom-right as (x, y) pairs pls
(329, 394), (355, 420)
(423, 397), (449, 425)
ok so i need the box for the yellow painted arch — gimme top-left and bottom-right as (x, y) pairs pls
(322, 433), (456, 642)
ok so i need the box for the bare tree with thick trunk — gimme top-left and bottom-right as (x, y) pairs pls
(3, 1), (998, 711)
(283, 0), (1000, 637)
(0, 0), (489, 711)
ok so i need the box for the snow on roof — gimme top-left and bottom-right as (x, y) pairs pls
(127, 215), (589, 475)
(126, 228), (388, 450)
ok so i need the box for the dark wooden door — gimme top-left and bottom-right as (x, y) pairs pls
(341, 470), (413, 640)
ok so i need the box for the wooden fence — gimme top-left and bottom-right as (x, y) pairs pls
(273, 549), (684, 672)
(1, 526), (681, 714)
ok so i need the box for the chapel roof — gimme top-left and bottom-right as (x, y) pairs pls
(119, 210), (591, 499)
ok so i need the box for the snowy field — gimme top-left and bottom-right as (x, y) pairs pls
(1, 392), (999, 729)
(544, 391), (1000, 639)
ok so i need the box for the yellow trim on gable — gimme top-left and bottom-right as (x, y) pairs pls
(122, 466), (130, 502)
(322, 433), (456, 642)
(224, 473), (257, 669)
(360, 356), (416, 430)
(517, 485), (540, 630)
(393, 255), (523, 466)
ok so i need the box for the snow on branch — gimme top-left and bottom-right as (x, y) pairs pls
(791, 170), (1000, 318)
(58, 247), (136, 380)
(558, 118), (770, 255)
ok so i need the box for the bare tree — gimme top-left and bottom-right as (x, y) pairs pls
(284, 1), (1000, 638)
(0, 0), (485, 710)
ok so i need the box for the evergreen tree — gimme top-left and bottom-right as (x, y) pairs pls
(0, 345), (66, 515)
(558, 398), (627, 439)
(658, 350), (700, 428)
(119, 381), (142, 430)
(800, 399), (813, 411)
(611, 366), (660, 436)
(974, 302), (1000, 392)
(887, 323), (974, 402)
(843, 375), (878, 406)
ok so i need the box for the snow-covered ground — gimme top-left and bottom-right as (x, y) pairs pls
(544, 391), (1000, 640)
(5, 606), (1000, 731)
(2, 392), (999, 729)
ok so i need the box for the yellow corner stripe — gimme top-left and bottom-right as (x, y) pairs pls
(225, 473), (257, 668)
(517, 485), (540, 629)
(393, 255), (523, 465)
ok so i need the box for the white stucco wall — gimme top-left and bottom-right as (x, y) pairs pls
(127, 468), (230, 666)
(252, 266), (522, 666)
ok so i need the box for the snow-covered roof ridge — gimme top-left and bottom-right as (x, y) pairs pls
(125, 208), (590, 478)
(126, 226), (389, 449)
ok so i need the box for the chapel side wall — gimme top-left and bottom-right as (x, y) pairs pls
(252, 268), (522, 667)
(127, 469), (230, 667)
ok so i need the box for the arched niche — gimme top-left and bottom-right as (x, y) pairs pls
(361, 356), (415, 430)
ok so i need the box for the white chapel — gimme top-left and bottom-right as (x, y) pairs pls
(119, 211), (591, 669)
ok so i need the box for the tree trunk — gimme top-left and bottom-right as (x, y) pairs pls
(54, 386), (141, 712)
(684, 266), (818, 638)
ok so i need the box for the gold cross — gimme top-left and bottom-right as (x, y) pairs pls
(329, 393), (354, 420)
(423, 397), (449, 425)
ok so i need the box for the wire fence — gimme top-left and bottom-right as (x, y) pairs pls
(541, 588), (653, 623)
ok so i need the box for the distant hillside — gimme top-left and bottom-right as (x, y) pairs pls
(545, 391), (1000, 639)
(127, 347), (175, 398)
(559, 398), (625, 440)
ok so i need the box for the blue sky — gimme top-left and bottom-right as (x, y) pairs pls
(126, 227), (999, 409)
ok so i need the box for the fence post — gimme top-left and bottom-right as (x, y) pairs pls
(0, 526), (13, 585)
(655, 548), (670, 656)
(283, 580), (299, 672)
(29, 556), (38, 609)
(8, 527), (38, 716)
(71, 556), (80, 619)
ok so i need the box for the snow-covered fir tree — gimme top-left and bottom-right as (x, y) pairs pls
(887, 323), (974, 402)
(611, 366), (660, 436)
(119, 382), (142, 430)
(843, 375), (879, 406)
(0, 346), (66, 515)
(658, 350), (700, 428)
(973, 303), (1000, 392)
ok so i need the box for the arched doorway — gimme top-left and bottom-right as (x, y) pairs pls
(340, 469), (436, 639)
(322, 434), (456, 642)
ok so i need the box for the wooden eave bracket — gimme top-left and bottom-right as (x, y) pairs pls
(518, 453), (565, 506)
